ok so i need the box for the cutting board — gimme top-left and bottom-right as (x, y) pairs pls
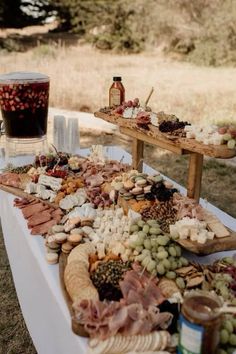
(176, 230), (236, 255)
(59, 252), (89, 337)
(0, 184), (58, 209)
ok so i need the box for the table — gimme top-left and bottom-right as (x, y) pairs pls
(0, 147), (236, 354)
(94, 111), (236, 203)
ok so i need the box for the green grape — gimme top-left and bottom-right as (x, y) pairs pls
(223, 320), (234, 334)
(144, 239), (152, 250)
(135, 254), (145, 262)
(220, 329), (229, 344)
(149, 227), (161, 235)
(156, 264), (165, 275)
(162, 258), (171, 270)
(135, 246), (143, 253)
(177, 259), (183, 268)
(223, 133), (232, 141)
(166, 271), (176, 279)
(231, 317), (236, 329)
(158, 246), (165, 252)
(147, 219), (158, 226)
(138, 220), (145, 228)
(142, 256), (152, 268)
(147, 260), (157, 273)
(176, 277), (186, 289)
(157, 251), (169, 260)
(223, 257), (234, 265)
(156, 235), (169, 246)
(130, 224), (139, 233)
(180, 257), (189, 266)
(227, 139), (236, 149)
(220, 286), (230, 300)
(138, 231), (147, 238)
(169, 246), (177, 257)
(171, 261), (178, 270)
(143, 225), (150, 234)
(175, 245), (182, 257)
(150, 238), (157, 247)
(142, 249), (151, 256)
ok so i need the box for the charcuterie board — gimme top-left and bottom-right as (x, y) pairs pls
(59, 252), (89, 337)
(94, 111), (236, 159)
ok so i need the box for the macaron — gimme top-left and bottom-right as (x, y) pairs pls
(123, 192), (133, 200)
(135, 179), (147, 187)
(131, 187), (143, 195)
(53, 232), (68, 244)
(67, 233), (83, 245)
(51, 224), (64, 233)
(62, 242), (73, 254)
(46, 253), (59, 265)
(136, 194), (145, 200)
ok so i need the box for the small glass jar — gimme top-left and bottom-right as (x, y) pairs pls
(0, 71), (49, 139)
(179, 290), (222, 354)
(109, 76), (125, 107)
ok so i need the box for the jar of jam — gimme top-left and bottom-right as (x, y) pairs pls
(179, 291), (222, 354)
(109, 76), (125, 107)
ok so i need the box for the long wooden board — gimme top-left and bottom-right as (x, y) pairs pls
(59, 252), (89, 337)
(0, 184), (58, 209)
(176, 230), (236, 255)
(94, 111), (236, 159)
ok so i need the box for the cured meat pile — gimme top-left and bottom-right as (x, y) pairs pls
(73, 263), (172, 340)
(14, 198), (63, 235)
(0, 173), (21, 188)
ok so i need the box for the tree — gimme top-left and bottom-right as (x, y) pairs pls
(0, 0), (54, 28)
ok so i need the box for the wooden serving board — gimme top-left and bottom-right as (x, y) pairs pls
(94, 111), (236, 159)
(176, 229), (236, 255)
(59, 252), (89, 337)
(0, 184), (58, 209)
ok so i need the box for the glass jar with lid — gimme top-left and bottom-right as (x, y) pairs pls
(179, 290), (222, 354)
(0, 71), (49, 139)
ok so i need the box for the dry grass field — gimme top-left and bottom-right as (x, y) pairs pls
(0, 40), (236, 125)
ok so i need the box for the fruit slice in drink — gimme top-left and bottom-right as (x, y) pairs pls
(0, 72), (49, 138)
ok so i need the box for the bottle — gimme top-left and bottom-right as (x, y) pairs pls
(109, 77), (125, 107)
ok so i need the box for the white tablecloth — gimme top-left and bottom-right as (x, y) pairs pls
(0, 146), (236, 354)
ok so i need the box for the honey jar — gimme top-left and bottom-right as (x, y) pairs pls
(179, 290), (222, 354)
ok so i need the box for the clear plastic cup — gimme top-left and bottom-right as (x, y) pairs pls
(0, 71), (49, 139)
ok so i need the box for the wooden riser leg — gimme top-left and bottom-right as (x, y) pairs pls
(132, 138), (144, 172)
(187, 152), (203, 202)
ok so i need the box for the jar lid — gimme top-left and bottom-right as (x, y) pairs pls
(0, 71), (49, 84)
(113, 76), (122, 81)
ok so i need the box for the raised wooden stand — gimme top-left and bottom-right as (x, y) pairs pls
(95, 111), (236, 202)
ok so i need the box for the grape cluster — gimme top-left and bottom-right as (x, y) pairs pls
(159, 119), (190, 133)
(113, 98), (140, 115)
(128, 219), (189, 289)
(219, 314), (236, 354)
(218, 125), (236, 149)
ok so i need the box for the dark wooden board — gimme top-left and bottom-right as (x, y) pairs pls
(59, 252), (89, 337)
(94, 111), (236, 159)
(176, 229), (236, 255)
